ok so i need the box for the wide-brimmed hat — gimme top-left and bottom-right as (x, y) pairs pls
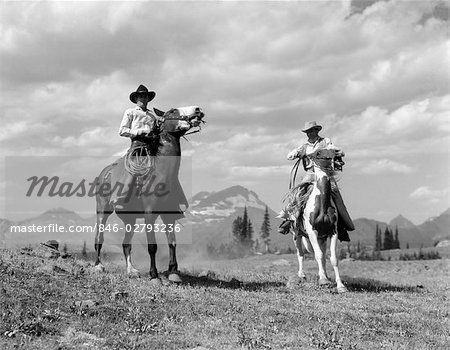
(301, 121), (322, 133)
(40, 240), (59, 251)
(129, 84), (156, 104)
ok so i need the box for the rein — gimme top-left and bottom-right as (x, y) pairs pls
(289, 155), (335, 189)
(289, 158), (302, 190)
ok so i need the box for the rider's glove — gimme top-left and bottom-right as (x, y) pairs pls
(287, 150), (298, 160)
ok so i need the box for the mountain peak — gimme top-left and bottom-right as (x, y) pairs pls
(389, 214), (416, 229)
(188, 185), (268, 221)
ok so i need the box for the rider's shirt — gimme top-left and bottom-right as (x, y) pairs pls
(119, 106), (157, 138)
(288, 137), (342, 171)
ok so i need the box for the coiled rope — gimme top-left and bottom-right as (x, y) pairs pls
(124, 146), (154, 177)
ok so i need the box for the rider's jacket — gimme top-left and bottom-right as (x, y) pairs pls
(119, 106), (157, 138)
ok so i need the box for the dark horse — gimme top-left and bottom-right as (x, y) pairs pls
(94, 107), (204, 282)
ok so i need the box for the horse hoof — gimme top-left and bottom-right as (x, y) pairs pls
(94, 264), (105, 273)
(319, 278), (332, 286)
(149, 278), (162, 287)
(127, 269), (141, 278)
(168, 273), (182, 283)
(298, 274), (307, 282)
(337, 286), (348, 294)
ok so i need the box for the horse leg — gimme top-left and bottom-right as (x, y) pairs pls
(308, 232), (331, 286)
(330, 233), (347, 293)
(121, 215), (140, 277)
(293, 234), (306, 280)
(94, 210), (112, 272)
(161, 215), (182, 283)
(161, 216), (179, 272)
(145, 214), (159, 280)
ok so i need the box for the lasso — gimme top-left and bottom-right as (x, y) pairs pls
(124, 146), (154, 177)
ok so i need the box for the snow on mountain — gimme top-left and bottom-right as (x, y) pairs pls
(187, 185), (267, 221)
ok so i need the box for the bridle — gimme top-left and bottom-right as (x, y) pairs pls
(311, 152), (337, 173)
(160, 109), (205, 136)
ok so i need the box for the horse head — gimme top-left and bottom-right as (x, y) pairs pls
(154, 106), (205, 135)
(310, 148), (337, 173)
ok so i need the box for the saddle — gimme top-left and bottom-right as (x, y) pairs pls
(280, 182), (354, 242)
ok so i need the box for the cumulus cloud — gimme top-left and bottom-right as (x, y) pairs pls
(0, 0), (448, 222)
(409, 186), (450, 204)
(325, 95), (450, 159)
(359, 159), (414, 175)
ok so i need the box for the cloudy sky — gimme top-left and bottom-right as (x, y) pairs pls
(0, 0), (449, 224)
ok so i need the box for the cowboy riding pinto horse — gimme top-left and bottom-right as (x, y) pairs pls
(280, 121), (354, 293)
(94, 85), (205, 283)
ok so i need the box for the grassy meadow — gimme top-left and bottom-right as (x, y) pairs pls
(0, 245), (449, 349)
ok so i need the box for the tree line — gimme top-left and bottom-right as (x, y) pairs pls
(206, 206), (273, 259)
(374, 224), (400, 251)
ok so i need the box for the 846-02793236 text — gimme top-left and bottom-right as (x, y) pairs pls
(97, 223), (182, 233)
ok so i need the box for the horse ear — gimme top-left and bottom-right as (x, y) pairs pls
(153, 108), (165, 117)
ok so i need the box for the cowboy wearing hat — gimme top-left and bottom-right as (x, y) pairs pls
(112, 84), (165, 210)
(119, 84), (165, 139)
(278, 121), (354, 240)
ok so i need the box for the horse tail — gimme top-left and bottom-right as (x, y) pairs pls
(95, 163), (116, 213)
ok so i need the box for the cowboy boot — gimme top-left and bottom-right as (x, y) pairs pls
(278, 220), (292, 235)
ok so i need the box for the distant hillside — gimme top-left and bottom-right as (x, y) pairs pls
(418, 208), (450, 243)
(352, 218), (433, 248)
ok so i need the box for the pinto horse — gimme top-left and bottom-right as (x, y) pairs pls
(291, 148), (348, 293)
(94, 107), (204, 282)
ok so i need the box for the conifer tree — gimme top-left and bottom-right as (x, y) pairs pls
(232, 216), (243, 244)
(376, 225), (383, 252)
(241, 207), (249, 244)
(246, 220), (254, 249)
(383, 227), (393, 250)
(394, 225), (400, 249)
(260, 205), (271, 253)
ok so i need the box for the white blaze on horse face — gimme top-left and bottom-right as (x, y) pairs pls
(176, 120), (191, 131)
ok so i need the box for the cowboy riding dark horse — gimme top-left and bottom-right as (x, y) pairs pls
(94, 84), (205, 282)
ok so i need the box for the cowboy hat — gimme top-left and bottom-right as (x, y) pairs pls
(129, 84), (156, 104)
(301, 121), (322, 133)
